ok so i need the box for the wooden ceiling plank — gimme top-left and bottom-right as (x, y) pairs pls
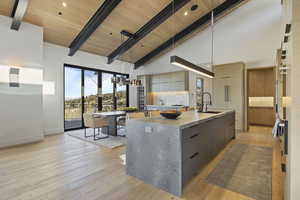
(107, 0), (191, 64)
(134, 0), (247, 69)
(68, 0), (122, 56)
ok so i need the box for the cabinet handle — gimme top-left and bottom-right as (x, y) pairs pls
(190, 134), (199, 139)
(190, 152), (199, 159)
(224, 85), (230, 102)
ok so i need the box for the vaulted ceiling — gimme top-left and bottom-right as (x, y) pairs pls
(0, 0), (247, 66)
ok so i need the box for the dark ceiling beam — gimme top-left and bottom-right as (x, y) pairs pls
(10, 0), (29, 31)
(134, 0), (246, 69)
(107, 0), (191, 64)
(68, 0), (122, 56)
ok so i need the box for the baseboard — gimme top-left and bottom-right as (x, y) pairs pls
(0, 135), (44, 149)
(44, 128), (64, 136)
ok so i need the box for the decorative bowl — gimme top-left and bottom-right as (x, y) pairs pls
(160, 110), (182, 119)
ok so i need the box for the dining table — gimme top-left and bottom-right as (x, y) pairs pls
(93, 111), (126, 136)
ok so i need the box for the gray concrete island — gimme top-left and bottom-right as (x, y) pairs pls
(126, 110), (235, 196)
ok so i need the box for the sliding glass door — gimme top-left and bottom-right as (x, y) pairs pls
(102, 72), (115, 112)
(84, 70), (99, 114)
(64, 67), (83, 130)
(116, 74), (129, 109)
(64, 64), (129, 131)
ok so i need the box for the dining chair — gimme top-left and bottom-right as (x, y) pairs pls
(83, 113), (109, 140)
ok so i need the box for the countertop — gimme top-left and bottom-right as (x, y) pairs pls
(145, 105), (187, 110)
(129, 110), (235, 129)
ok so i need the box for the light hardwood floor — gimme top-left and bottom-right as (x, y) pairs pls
(0, 126), (283, 200)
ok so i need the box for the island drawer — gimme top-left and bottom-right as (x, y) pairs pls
(181, 123), (202, 141)
(182, 128), (213, 161)
(182, 120), (214, 162)
(182, 150), (206, 186)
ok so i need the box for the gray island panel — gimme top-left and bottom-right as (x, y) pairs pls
(126, 120), (182, 196)
(126, 110), (235, 196)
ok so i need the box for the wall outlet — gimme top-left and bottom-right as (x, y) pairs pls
(145, 126), (153, 133)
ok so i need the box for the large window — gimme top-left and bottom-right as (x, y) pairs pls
(102, 72), (115, 112)
(64, 64), (129, 131)
(64, 67), (82, 130)
(116, 74), (128, 109)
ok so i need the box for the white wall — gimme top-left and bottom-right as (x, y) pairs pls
(0, 15), (43, 68)
(0, 15), (135, 136)
(0, 15), (44, 147)
(43, 43), (135, 135)
(136, 0), (283, 76)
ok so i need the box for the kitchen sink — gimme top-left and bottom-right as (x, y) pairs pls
(198, 111), (221, 114)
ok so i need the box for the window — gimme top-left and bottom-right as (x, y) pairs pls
(64, 64), (129, 131)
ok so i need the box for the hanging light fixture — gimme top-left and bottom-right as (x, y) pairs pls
(111, 32), (142, 87)
(170, 5), (215, 78)
(111, 76), (142, 86)
(170, 56), (214, 78)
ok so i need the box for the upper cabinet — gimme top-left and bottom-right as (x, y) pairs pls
(248, 68), (275, 97)
(150, 71), (188, 92)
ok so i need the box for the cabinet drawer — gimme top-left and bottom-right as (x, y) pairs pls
(182, 136), (201, 161)
(182, 151), (205, 186)
(181, 124), (201, 141)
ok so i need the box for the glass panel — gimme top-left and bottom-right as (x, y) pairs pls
(196, 78), (204, 109)
(116, 74), (127, 109)
(102, 72), (115, 111)
(84, 70), (98, 114)
(64, 67), (82, 130)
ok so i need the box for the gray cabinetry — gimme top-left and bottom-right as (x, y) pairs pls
(150, 71), (188, 92)
(181, 112), (235, 188)
(181, 120), (214, 186)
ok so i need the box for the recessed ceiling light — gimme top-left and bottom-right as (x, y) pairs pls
(184, 11), (188, 16)
(62, 2), (67, 7)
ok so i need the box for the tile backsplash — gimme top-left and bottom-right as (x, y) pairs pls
(150, 91), (189, 106)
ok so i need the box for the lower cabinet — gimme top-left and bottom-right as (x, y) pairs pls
(181, 112), (235, 187)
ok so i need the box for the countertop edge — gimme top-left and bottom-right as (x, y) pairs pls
(179, 110), (235, 129)
(128, 110), (235, 129)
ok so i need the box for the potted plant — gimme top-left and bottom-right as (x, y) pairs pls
(118, 107), (138, 113)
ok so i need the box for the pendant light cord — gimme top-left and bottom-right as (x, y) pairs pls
(211, 10), (214, 68)
(172, 0), (175, 50)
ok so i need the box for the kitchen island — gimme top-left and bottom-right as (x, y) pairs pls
(126, 110), (235, 196)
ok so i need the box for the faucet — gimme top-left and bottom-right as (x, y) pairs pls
(159, 98), (165, 106)
(201, 92), (212, 112)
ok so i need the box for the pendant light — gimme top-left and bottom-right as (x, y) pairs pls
(170, 4), (215, 78)
(111, 32), (142, 86)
